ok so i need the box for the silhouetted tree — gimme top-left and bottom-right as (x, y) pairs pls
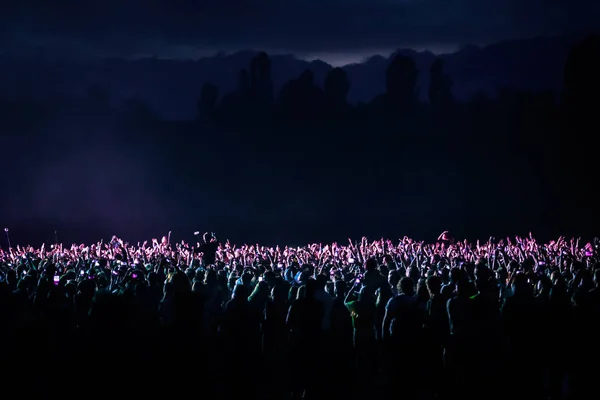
(197, 82), (219, 120)
(428, 58), (454, 111)
(220, 69), (251, 121)
(277, 69), (324, 120)
(374, 54), (418, 115)
(562, 34), (600, 208)
(563, 34), (600, 132)
(238, 68), (250, 96)
(250, 52), (274, 107)
(324, 67), (351, 115)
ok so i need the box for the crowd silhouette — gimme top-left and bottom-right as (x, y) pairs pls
(1, 232), (599, 400)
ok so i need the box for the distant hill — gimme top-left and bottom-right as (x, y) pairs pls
(0, 34), (589, 119)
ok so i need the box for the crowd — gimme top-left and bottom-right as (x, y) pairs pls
(1, 230), (599, 400)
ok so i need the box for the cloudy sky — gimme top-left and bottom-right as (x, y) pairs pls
(1, 0), (598, 65)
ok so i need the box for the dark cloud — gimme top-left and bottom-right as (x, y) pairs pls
(1, 0), (598, 56)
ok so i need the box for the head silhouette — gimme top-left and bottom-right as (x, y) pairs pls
(399, 277), (414, 296)
(305, 279), (319, 299)
(511, 273), (530, 296)
(232, 284), (248, 300)
(426, 275), (442, 296)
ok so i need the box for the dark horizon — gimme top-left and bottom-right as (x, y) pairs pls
(1, 30), (598, 67)
(0, 32), (589, 120)
(2, 1), (599, 64)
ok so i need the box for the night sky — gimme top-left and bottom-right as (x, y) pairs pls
(1, 0), (598, 64)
